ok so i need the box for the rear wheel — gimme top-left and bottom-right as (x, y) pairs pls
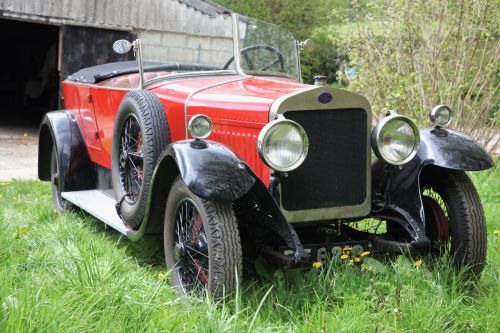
(422, 170), (487, 276)
(164, 177), (242, 300)
(50, 145), (73, 212)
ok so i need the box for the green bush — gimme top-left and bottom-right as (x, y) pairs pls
(332, 0), (499, 152)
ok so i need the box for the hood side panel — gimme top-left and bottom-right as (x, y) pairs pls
(151, 76), (308, 183)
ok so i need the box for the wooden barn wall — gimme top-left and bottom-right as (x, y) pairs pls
(0, 0), (232, 36)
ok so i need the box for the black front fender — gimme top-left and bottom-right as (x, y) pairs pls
(418, 127), (493, 171)
(371, 127), (493, 244)
(158, 140), (255, 201)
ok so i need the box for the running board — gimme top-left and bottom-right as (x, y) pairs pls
(62, 190), (137, 238)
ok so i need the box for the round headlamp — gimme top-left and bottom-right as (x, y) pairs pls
(371, 113), (420, 165)
(257, 119), (309, 172)
(188, 114), (213, 139)
(429, 105), (452, 127)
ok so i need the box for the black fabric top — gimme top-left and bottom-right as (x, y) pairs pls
(67, 61), (221, 83)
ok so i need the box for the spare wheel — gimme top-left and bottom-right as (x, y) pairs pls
(111, 90), (170, 228)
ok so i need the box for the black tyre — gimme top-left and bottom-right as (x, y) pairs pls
(422, 169), (487, 276)
(164, 177), (242, 300)
(112, 90), (170, 228)
(50, 145), (73, 212)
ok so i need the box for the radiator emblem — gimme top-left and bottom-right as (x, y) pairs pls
(318, 92), (332, 104)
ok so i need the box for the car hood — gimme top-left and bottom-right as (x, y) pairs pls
(149, 75), (310, 124)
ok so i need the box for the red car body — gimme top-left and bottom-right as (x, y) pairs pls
(62, 72), (306, 184)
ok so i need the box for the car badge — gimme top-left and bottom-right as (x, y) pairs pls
(318, 92), (332, 104)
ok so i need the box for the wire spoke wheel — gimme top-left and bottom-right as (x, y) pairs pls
(164, 177), (242, 300)
(422, 187), (451, 255)
(112, 90), (169, 228)
(118, 114), (144, 204)
(173, 198), (209, 294)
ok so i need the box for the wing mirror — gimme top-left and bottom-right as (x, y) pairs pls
(113, 39), (133, 54)
(112, 39), (145, 89)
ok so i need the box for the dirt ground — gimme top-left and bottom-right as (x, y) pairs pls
(0, 122), (39, 182)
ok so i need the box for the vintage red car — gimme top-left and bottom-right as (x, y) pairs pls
(38, 14), (493, 298)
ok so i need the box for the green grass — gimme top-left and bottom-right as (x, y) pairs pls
(0, 167), (498, 332)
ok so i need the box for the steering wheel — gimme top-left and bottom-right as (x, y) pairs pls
(223, 45), (285, 72)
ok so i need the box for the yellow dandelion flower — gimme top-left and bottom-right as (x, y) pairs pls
(361, 251), (370, 257)
(343, 247), (352, 251)
(414, 259), (423, 267)
(353, 256), (361, 263)
(312, 261), (322, 269)
(340, 254), (349, 260)
(494, 230), (500, 235)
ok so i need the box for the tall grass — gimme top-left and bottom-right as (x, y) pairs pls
(0, 166), (498, 332)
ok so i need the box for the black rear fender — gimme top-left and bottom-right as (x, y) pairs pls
(38, 111), (96, 191)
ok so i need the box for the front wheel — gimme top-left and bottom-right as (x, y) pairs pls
(164, 177), (242, 300)
(422, 169), (487, 277)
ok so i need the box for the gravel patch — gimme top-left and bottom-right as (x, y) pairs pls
(0, 125), (38, 182)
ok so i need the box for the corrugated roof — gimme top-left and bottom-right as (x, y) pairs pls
(0, 0), (232, 35)
(176, 0), (231, 16)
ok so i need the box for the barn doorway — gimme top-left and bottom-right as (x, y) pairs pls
(0, 19), (59, 124)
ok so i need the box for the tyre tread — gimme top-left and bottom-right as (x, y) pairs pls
(202, 199), (243, 299)
(424, 170), (487, 277)
(112, 90), (170, 228)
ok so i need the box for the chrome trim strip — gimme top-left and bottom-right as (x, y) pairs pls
(183, 76), (251, 139)
(231, 13), (246, 76)
(133, 39), (145, 89)
(295, 41), (303, 83)
(269, 86), (373, 223)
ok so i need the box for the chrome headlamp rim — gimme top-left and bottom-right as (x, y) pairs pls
(371, 113), (420, 166)
(429, 104), (452, 127)
(257, 119), (309, 172)
(188, 114), (213, 139)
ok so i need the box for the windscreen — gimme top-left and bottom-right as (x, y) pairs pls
(237, 16), (299, 80)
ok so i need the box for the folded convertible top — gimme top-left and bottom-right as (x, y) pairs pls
(67, 61), (221, 84)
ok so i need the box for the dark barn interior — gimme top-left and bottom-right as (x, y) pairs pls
(0, 19), (135, 125)
(0, 19), (60, 123)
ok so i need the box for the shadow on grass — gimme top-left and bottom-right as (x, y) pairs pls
(71, 209), (165, 269)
